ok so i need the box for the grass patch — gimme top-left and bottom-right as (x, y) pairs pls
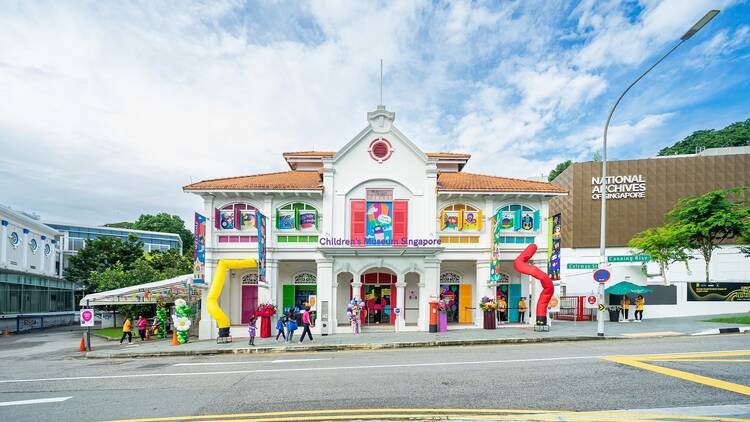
(94, 327), (126, 339)
(703, 315), (750, 325)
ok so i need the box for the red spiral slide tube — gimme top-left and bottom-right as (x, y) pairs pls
(513, 243), (554, 325)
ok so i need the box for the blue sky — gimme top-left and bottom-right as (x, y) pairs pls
(0, 0), (748, 226)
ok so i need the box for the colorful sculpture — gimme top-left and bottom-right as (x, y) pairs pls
(155, 305), (167, 339)
(172, 298), (192, 344)
(513, 243), (554, 326)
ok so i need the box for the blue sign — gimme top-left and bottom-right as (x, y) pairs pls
(394, 307), (401, 315)
(593, 269), (611, 283)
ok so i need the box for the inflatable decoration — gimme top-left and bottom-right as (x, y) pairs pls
(513, 243), (554, 326)
(155, 305), (167, 339)
(207, 259), (257, 337)
(172, 298), (192, 344)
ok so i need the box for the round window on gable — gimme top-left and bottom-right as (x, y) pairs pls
(9, 232), (20, 248)
(368, 138), (393, 163)
(30, 238), (38, 254)
(44, 244), (52, 256)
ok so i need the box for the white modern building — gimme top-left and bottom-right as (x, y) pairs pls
(184, 106), (567, 339)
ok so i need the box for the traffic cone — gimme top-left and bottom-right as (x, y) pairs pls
(171, 330), (178, 346)
(79, 336), (87, 352)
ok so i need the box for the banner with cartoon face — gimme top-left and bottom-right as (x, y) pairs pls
(366, 202), (392, 243)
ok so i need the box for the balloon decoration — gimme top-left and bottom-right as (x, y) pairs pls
(513, 243), (554, 326)
(155, 305), (167, 339)
(172, 298), (192, 344)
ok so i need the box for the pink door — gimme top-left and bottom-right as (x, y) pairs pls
(241, 285), (258, 324)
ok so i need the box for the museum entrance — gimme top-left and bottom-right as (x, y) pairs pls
(357, 272), (397, 325)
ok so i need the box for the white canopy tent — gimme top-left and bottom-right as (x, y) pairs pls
(79, 274), (203, 306)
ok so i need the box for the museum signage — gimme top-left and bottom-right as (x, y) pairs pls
(688, 282), (750, 302)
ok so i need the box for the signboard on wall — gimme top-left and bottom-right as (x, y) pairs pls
(366, 202), (393, 244)
(591, 175), (646, 200)
(193, 213), (206, 284)
(256, 210), (267, 283)
(688, 282), (750, 302)
(489, 212), (503, 283)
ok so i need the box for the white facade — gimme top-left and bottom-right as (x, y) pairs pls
(186, 107), (566, 339)
(0, 204), (62, 278)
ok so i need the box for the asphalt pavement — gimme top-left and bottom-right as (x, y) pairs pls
(0, 327), (749, 421)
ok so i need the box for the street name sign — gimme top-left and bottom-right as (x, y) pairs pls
(608, 255), (651, 263)
(567, 263), (599, 270)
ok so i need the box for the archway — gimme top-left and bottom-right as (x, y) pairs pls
(357, 268), (397, 325)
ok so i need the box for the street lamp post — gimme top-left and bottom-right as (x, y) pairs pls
(597, 9), (719, 336)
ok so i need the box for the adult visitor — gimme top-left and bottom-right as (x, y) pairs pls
(136, 315), (148, 341)
(120, 317), (133, 344)
(299, 306), (314, 343)
(518, 298), (527, 323)
(635, 295), (645, 321)
(498, 296), (507, 323)
(620, 296), (631, 321)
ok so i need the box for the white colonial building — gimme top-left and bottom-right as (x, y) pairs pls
(185, 106), (566, 339)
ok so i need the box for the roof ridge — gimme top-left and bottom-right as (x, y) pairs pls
(442, 171), (553, 184)
(184, 170), (319, 188)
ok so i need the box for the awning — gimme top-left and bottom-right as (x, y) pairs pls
(605, 281), (653, 295)
(79, 274), (203, 306)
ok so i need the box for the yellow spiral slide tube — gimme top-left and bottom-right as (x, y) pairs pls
(207, 259), (257, 334)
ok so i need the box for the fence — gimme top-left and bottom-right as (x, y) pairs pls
(0, 311), (78, 333)
(554, 296), (594, 321)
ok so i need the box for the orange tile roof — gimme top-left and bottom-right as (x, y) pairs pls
(281, 151), (470, 159)
(183, 171), (322, 191)
(437, 172), (567, 193)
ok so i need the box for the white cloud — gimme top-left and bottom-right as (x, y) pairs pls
(563, 112), (676, 155)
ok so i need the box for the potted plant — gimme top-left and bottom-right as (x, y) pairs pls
(479, 296), (497, 329)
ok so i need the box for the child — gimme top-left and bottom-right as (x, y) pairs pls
(248, 316), (257, 346)
(275, 315), (286, 341)
(286, 312), (298, 343)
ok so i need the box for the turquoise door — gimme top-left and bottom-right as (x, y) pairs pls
(508, 284), (521, 323)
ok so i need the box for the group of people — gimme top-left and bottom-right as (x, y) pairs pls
(620, 295), (646, 321)
(120, 315), (171, 344)
(496, 296), (527, 324)
(256, 306), (314, 345)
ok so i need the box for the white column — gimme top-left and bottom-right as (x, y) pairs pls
(475, 259), (492, 327)
(21, 229), (29, 269)
(419, 258), (440, 331)
(331, 277), (339, 334)
(259, 258), (277, 305)
(395, 280), (406, 330)
(314, 258), (333, 335)
(0, 220), (8, 267)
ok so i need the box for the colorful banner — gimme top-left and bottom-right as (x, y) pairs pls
(441, 210), (461, 231)
(520, 211), (535, 231)
(298, 210), (317, 231)
(366, 202), (392, 243)
(489, 212), (503, 283)
(500, 211), (514, 229)
(549, 213), (561, 281)
(463, 210), (480, 230)
(219, 210), (235, 229)
(256, 210), (267, 283)
(277, 210), (296, 230)
(193, 213), (206, 284)
(240, 210), (257, 230)
(687, 282), (750, 301)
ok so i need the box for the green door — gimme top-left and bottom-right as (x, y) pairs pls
(508, 284), (521, 323)
(282, 285), (295, 314)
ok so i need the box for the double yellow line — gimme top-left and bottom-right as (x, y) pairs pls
(106, 407), (750, 422)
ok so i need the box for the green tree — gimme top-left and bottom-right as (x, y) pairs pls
(132, 213), (194, 254)
(666, 187), (750, 282)
(548, 160), (572, 182)
(142, 249), (193, 277)
(592, 151), (602, 162)
(628, 225), (691, 284)
(658, 118), (750, 156)
(65, 234), (144, 293)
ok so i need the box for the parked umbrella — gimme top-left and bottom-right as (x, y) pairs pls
(605, 281), (653, 295)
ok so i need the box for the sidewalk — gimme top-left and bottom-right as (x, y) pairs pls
(84, 313), (750, 359)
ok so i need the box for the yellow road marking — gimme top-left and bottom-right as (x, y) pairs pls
(654, 359), (750, 363)
(604, 357), (750, 396)
(104, 408), (750, 422)
(621, 351), (750, 361)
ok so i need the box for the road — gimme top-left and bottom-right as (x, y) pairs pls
(1, 329), (749, 421)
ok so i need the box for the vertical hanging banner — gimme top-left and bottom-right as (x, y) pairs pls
(256, 210), (267, 283)
(549, 213), (561, 281)
(193, 213), (206, 284)
(489, 211), (503, 283)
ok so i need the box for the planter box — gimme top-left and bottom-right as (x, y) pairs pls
(483, 311), (497, 329)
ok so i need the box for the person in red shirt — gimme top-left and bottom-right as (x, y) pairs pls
(299, 306), (314, 343)
(136, 315), (148, 342)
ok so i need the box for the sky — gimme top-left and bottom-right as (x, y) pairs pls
(1, 0), (748, 228)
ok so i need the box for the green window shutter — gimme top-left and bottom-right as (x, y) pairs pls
(309, 235), (318, 243)
(295, 209), (300, 230)
(314, 210), (319, 229)
(533, 210), (540, 231)
(275, 209), (280, 229)
(282, 285), (295, 313)
(513, 210), (522, 231)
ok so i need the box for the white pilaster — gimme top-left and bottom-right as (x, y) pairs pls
(314, 258), (334, 335)
(21, 229), (29, 269)
(475, 259), (492, 327)
(1, 220), (9, 266)
(39, 236), (46, 274)
(419, 258), (440, 331)
(395, 280), (406, 330)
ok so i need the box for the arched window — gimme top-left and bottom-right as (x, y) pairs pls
(293, 272), (317, 285)
(276, 202), (318, 232)
(439, 204), (482, 232)
(241, 273), (258, 285)
(440, 272), (462, 284)
(215, 203), (258, 231)
(494, 204), (540, 232)
(496, 272), (510, 284)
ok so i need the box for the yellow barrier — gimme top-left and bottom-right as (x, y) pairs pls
(207, 259), (257, 333)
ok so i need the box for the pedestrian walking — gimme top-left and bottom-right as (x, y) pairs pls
(299, 306), (314, 343)
(286, 311), (298, 342)
(621, 296), (631, 321)
(248, 316), (257, 346)
(635, 295), (645, 321)
(518, 298), (527, 323)
(137, 315), (148, 341)
(120, 317), (133, 344)
(275, 315), (286, 341)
